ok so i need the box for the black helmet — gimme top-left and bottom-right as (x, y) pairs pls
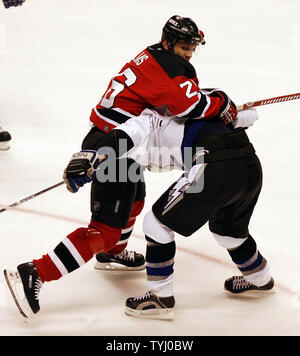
(162, 15), (205, 51)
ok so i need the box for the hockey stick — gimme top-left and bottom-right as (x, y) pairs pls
(0, 181), (64, 213)
(237, 92), (300, 111)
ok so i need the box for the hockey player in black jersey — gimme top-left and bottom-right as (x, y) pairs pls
(121, 109), (275, 319)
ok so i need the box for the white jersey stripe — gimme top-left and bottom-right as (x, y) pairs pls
(93, 107), (120, 127)
(113, 107), (134, 118)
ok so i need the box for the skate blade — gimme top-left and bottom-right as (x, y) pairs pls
(224, 287), (276, 297)
(94, 262), (145, 271)
(124, 306), (174, 320)
(3, 270), (33, 320)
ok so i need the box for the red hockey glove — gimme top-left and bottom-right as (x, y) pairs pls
(205, 89), (238, 125)
(220, 99), (238, 125)
(216, 90), (237, 125)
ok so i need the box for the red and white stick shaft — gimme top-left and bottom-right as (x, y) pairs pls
(237, 93), (300, 111)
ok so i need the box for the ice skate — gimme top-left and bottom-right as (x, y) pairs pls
(94, 249), (145, 271)
(224, 275), (275, 294)
(125, 291), (175, 320)
(3, 262), (43, 319)
(0, 129), (11, 151)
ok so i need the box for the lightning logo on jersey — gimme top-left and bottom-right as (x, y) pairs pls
(162, 179), (190, 215)
(162, 163), (207, 215)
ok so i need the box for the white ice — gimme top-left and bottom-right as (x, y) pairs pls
(0, 0), (299, 336)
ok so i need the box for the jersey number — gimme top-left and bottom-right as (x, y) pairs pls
(180, 81), (199, 99)
(100, 68), (137, 109)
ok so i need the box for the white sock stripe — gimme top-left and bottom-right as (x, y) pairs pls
(116, 237), (129, 246)
(244, 263), (271, 287)
(62, 237), (85, 266)
(121, 225), (134, 234)
(48, 251), (68, 276)
(147, 274), (174, 297)
(146, 258), (174, 268)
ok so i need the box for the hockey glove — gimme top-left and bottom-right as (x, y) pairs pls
(232, 108), (258, 129)
(220, 98), (238, 125)
(204, 89), (238, 125)
(2, 0), (26, 8)
(63, 150), (100, 193)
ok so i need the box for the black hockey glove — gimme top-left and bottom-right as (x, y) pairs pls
(63, 150), (100, 193)
(2, 0), (26, 8)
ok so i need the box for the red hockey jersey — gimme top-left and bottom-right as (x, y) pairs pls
(90, 43), (226, 133)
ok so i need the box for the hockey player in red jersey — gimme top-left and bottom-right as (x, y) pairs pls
(3, 16), (238, 319)
(88, 15), (236, 269)
(89, 17), (233, 132)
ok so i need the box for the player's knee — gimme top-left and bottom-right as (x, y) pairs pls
(131, 199), (145, 218)
(143, 210), (175, 244)
(67, 227), (95, 259)
(211, 232), (248, 249)
(127, 199), (145, 227)
(88, 220), (122, 253)
(68, 223), (122, 255)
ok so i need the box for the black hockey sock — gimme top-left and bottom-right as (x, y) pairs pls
(227, 235), (270, 285)
(145, 236), (176, 282)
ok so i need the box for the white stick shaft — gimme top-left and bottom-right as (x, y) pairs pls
(0, 181), (64, 213)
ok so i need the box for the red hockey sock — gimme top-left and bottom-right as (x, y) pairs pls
(34, 221), (121, 283)
(106, 199), (144, 255)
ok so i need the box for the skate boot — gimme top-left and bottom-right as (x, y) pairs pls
(3, 262), (43, 319)
(0, 129), (11, 151)
(94, 249), (145, 271)
(224, 275), (275, 294)
(125, 291), (175, 320)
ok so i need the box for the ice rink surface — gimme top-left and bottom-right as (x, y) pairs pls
(0, 0), (299, 336)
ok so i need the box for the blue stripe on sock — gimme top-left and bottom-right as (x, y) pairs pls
(232, 250), (258, 265)
(146, 264), (174, 276)
(238, 252), (263, 272)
